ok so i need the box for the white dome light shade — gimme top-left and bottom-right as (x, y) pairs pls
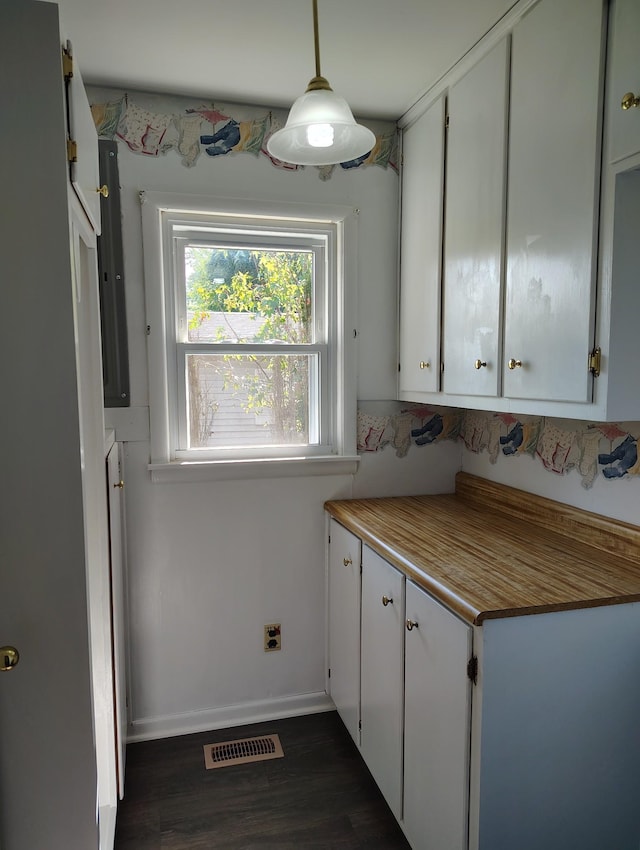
(267, 88), (376, 166)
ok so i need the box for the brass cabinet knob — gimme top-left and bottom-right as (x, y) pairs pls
(96, 184), (109, 198)
(113, 480), (124, 489)
(474, 359), (487, 370)
(621, 92), (640, 111)
(0, 646), (20, 672)
(405, 619), (419, 631)
(381, 595), (393, 607)
(343, 557), (352, 567)
(419, 360), (430, 370)
(508, 358), (523, 370)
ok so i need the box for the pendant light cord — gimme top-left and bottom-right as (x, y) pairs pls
(313, 0), (321, 79)
(306, 0), (332, 91)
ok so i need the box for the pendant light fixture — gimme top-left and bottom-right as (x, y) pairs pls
(267, 0), (376, 166)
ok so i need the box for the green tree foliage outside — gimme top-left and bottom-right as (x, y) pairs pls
(185, 247), (314, 447)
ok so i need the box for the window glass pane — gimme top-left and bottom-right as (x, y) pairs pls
(186, 352), (318, 449)
(185, 247), (313, 344)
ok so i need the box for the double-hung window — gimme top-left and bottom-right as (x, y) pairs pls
(141, 193), (358, 480)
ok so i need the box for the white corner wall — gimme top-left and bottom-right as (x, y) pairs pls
(96, 87), (461, 740)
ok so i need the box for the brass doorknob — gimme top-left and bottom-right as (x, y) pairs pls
(474, 359), (487, 370)
(419, 360), (430, 370)
(343, 557), (352, 567)
(0, 647), (19, 672)
(113, 480), (124, 489)
(96, 184), (110, 198)
(382, 595), (393, 607)
(508, 358), (523, 370)
(621, 92), (640, 110)
(405, 619), (419, 631)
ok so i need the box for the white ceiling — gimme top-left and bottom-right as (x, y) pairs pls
(52, 0), (517, 121)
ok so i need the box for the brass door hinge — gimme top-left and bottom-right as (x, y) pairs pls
(62, 46), (73, 81)
(588, 346), (601, 377)
(445, 113), (450, 129)
(467, 655), (478, 685)
(67, 139), (78, 163)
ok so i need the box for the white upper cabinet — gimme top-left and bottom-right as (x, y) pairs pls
(397, 0), (640, 421)
(503, 0), (604, 403)
(606, 0), (640, 164)
(65, 42), (102, 233)
(442, 38), (509, 397)
(398, 96), (445, 397)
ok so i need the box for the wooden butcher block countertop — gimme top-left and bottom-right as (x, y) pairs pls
(325, 473), (640, 625)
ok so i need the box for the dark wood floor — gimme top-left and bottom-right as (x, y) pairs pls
(114, 710), (411, 849)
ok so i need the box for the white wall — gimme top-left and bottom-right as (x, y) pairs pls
(95, 87), (461, 739)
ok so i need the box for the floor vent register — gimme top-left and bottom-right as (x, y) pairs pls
(203, 734), (284, 769)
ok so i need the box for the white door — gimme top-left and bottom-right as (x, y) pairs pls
(403, 581), (472, 850)
(606, 0), (640, 165)
(0, 5), (101, 847)
(504, 0), (604, 402)
(71, 201), (118, 843)
(360, 547), (405, 820)
(106, 442), (128, 800)
(327, 519), (362, 745)
(398, 96), (446, 397)
(442, 38), (509, 397)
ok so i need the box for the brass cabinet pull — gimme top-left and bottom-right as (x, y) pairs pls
(0, 646), (20, 672)
(343, 557), (352, 567)
(96, 184), (109, 198)
(508, 358), (523, 370)
(419, 360), (430, 370)
(621, 92), (640, 111)
(381, 595), (393, 607)
(405, 619), (419, 631)
(474, 359), (487, 370)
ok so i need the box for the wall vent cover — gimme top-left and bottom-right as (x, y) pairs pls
(203, 734), (284, 769)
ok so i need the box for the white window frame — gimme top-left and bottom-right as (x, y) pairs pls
(140, 191), (359, 482)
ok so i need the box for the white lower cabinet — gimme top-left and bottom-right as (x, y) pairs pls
(403, 581), (472, 850)
(327, 519), (362, 746)
(359, 548), (473, 847)
(360, 547), (405, 820)
(327, 523), (640, 850)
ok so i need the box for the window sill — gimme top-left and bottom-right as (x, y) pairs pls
(148, 454), (360, 483)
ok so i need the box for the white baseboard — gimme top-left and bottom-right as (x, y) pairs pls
(127, 691), (335, 743)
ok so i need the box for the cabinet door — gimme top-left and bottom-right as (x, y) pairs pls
(403, 581), (472, 850)
(442, 38), (509, 397)
(327, 519), (362, 746)
(504, 0), (604, 402)
(65, 43), (102, 233)
(360, 547), (405, 820)
(607, 0), (640, 164)
(398, 96), (445, 396)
